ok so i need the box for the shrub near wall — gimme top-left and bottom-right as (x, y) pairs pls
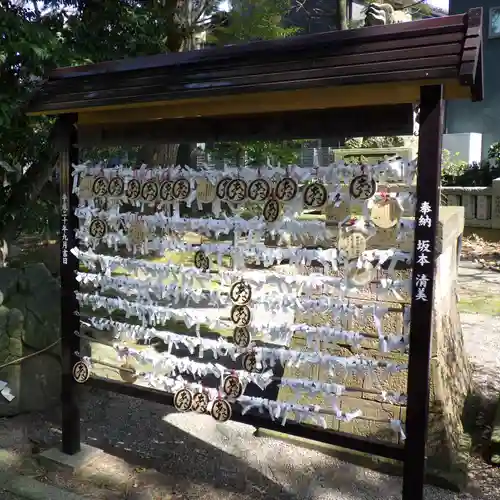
(441, 142), (500, 187)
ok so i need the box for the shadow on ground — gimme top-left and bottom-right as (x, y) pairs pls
(1, 382), (499, 499)
(2, 386), (412, 500)
(463, 365), (499, 456)
(461, 365), (500, 500)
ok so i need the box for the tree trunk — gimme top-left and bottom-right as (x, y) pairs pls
(336, 0), (348, 31)
(136, 143), (180, 166)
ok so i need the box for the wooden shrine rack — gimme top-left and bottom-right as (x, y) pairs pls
(26, 8), (484, 500)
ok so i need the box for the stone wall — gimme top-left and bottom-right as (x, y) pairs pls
(426, 207), (471, 487)
(0, 264), (61, 417)
(441, 177), (500, 231)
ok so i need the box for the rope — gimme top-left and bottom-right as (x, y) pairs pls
(0, 339), (61, 370)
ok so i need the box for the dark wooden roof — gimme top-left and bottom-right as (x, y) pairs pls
(26, 7), (484, 116)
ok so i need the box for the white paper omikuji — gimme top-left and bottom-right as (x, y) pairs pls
(0, 384), (15, 402)
(72, 159), (416, 436)
(72, 245), (412, 285)
(83, 299), (409, 355)
(129, 370), (406, 429)
(101, 327), (407, 381)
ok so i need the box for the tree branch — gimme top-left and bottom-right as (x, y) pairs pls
(394, 0), (427, 11)
(0, 119), (63, 243)
(192, 0), (218, 23)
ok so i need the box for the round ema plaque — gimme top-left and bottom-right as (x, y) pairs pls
(216, 177), (231, 200)
(210, 399), (232, 422)
(222, 375), (243, 399)
(248, 178), (271, 202)
(338, 231), (367, 261)
(324, 201), (350, 223)
(126, 178), (141, 200)
(226, 179), (248, 203)
(141, 179), (159, 202)
(232, 326), (252, 348)
(275, 177), (298, 202)
(159, 180), (175, 202)
(72, 361), (90, 384)
(241, 353), (263, 373)
(78, 176), (94, 198)
(108, 176), (125, 197)
(173, 388), (193, 412)
(349, 175), (377, 201)
(89, 218), (107, 239)
(230, 305), (251, 327)
(345, 260), (375, 288)
(262, 199), (280, 223)
(119, 362), (138, 383)
(303, 182), (328, 209)
(173, 178), (191, 201)
(191, 392), (210, 414)
(195, 178), (216, 204)
(128, 221), (148, 246)
(194, 250), (210, 271)
(369, 196), (403, 229)
(229, 280), (252, 305)
(92, 176), (109, 197)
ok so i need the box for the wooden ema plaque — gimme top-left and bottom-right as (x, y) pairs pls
(370, 197), (403, 229)
(338, 230), (367, 260)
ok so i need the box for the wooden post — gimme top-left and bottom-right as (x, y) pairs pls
(59, 113), (81, 455)
(402, 85), (444, 500)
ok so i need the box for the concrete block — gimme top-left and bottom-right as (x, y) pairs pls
(38, 443), (103, 473)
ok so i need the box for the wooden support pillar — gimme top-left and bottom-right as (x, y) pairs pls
(59, 113), (82, 455)
(402, 84), (444, 500)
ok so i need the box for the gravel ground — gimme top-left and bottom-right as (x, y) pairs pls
(16, 379), (498, 500)
(0, 264), (499, 500)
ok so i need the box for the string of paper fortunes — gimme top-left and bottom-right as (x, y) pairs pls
(71, 158), (415, 438)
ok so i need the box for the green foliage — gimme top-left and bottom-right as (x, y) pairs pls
(0, 0), (303, 237)
(441, 161), (500, 187)
(440, 149), (469, 185)
(440, 147), (500, 187)
(342, 136), (406, 163)
(0, 0), (171, 238)
(207, 140), (305, 167)
(206, 0), (304, 167)
(1, 3), (61, 162)
(0, 1), (175, 165)
(209, 0), (299, 44)
(344, 136), (405, 149)
(488, 142), (500, 163)
(361, 0), (432, 22)
(404, 1), (432, 18)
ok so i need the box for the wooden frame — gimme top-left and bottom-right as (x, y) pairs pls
(28, 11), (482, 119)
(77, 105), (414, 147)
(26, 8), (484, 500)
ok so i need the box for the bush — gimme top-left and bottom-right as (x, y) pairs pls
(488, 141), (500, 163)
(441, 159), (500, 187)
(441, 149), (469, 185)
